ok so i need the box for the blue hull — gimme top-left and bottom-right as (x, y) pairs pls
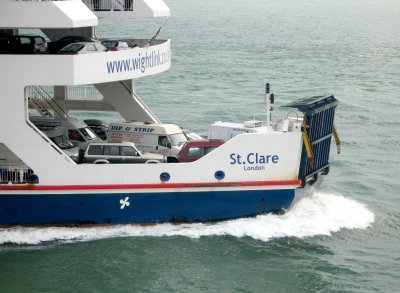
(0, 189), (295, 225)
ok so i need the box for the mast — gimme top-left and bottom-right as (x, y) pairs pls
(265, 83), (274, 131)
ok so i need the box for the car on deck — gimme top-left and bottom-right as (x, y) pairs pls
(58, 42), (107, 55)
(42, 127), (80, 163)
(101, 39), (137, 51)
(82, 141), (166, 164)
(167, 140), (225, 163)
(84, 119), (108, 140)
(0, 34), (47, 54)
(48, 35), (96, 54)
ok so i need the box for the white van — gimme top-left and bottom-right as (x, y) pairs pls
(107, 122), (187, 156)
(30, 117), (101, 150)
(208, 120), (270, 141)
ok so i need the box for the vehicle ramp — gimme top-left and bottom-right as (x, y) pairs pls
(285, 95), (339, 186)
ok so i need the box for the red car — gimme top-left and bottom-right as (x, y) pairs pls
(168, 140), (225, 163)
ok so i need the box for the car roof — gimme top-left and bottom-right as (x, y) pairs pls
(102, 39), (136, 45)
(101, 39), (131, 42)
(60, 43), (85, 50)
(60, 35), (95, 40)
(31, 117), (89, 128)
(88, 141), (135, 146)
(84, 119), (106, 126)
(0, 34), (44, 40)
(60, 42), (98, 50)
(65, 41), (96, 45)
(185, 140), (225, 147)
(17, 34), (44, 38)
(42, 128), (64, 137)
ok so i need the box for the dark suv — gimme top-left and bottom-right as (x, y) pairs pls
(84, 119), (108, 140)
(0, 34), (47, 54)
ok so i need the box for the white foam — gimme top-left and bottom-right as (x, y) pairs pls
(0, 192), (375, 245)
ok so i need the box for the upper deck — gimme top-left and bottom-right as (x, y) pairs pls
(0, 0), (171, 86)
(0, 0), (170, 29)
(0, 39), (171, 86)
(82, 0), (170, 18)
(0, 0), (97, 29)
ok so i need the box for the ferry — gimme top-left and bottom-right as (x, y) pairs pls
(0, 0), (340, 226)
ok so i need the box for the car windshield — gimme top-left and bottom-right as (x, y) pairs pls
(61, 43), (84, 52)
(35, 37), (45, 45)
(94, 43), (107, 51)
(79, 127), (98, 140)
(169, 133), (187, 146)
(51, 135), (75, 149)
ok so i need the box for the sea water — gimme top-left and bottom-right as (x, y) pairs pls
(1, 0), (400, 291)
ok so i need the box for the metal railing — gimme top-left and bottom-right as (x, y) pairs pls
(82, 0), (133, 12)
(67, 85), (104, 101)
(26, 86), (68, 118)
(16, 0), (133, 11)
(0, 167), (36, 184)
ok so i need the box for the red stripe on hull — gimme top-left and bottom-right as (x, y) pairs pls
(0, 180), (302, 191)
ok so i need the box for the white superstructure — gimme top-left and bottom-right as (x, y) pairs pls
(0, 0), (339, 225)
(0, 0), (174, 184)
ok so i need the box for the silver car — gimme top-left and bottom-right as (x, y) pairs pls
(83, 142), (166, 164)
(41, 128), (80, 163)
(58, 42), (107, 54)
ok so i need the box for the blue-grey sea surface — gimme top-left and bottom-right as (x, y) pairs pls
(1, 0), (400, 292)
